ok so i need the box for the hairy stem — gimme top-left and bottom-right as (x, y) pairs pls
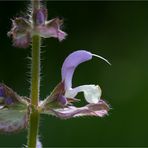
(32, 0), (40, 10)
(27, 109), (40, 147)
(27, 0), (41, 147)
(30, 35), (41, 106)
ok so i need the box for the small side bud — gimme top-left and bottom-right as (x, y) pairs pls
(33, 8), (47, 26)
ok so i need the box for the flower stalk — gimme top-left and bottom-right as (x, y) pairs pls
(27, 0), (41, 147)
(27, 109), (40, 148)
(30, 35), (41, 107)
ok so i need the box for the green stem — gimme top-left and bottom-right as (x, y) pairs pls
(27, 35), (41, 148)
(27, 110), (40, 148)
(32, 0), (40, 10)
(31, 35), (41, 106)
(27, 1), (41, 147)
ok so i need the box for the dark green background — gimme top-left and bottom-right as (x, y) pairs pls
(0, 1), (148, 147)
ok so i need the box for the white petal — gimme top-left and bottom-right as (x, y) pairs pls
(65, 85), (102, 104)
(37, 138), (42, 148)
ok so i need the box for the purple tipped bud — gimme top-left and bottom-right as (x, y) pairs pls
(58, 95), (67, 106)
(33, 8), (47, 26)
(0, 86), (4, 97)
(5, 97), (13, 105)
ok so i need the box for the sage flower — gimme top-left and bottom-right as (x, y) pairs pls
(0, 50), (110, 132)
(40, 50), (110, 119)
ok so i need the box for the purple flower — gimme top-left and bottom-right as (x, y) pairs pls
(8, 8), (67, 48)
(40, 50), (110, 119)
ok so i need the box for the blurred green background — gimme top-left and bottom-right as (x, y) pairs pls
(0, 1), (148, 147)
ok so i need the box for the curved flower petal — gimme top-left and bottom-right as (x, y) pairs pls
(62, 50), (92, 90)
(65, 84), (102, 103)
